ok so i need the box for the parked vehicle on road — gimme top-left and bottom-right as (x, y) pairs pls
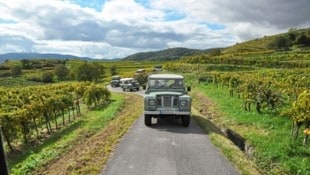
(143, 74), (191, 127)
(134, 69), (146, 76)
(110, 75), (121, 87)
(153, 65), (162, 72)
(120, 78), (140, 91)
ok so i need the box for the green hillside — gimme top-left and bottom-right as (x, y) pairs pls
(122, 47), (221, 61)
(178, 28), (310, 68)
(122, 28), (310, 62)
(222, 28), (310, 55)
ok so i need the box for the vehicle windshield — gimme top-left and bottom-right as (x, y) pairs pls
(121, 79), (138, 83)
(148, 78), (184, 89)
(112, 76), (120, 80)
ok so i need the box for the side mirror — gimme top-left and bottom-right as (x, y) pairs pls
(187, 86), (191, 92)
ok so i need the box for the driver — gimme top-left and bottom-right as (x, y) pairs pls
(153, 80), (161, 88)
(171, 79), (182, 87)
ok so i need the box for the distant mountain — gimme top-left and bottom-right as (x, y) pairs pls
(122, 47), (220, 61)
(0, 52), (96, 63)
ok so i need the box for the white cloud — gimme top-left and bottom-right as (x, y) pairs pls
(0, 44), (26, 53)
(32, 40), (133, 59)
(100, 0), (164, 23)
(0, 0), (309, 59)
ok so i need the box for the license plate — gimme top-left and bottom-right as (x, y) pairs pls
(160, 110), (174, 115)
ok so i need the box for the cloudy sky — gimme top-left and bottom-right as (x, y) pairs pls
(0, 0), (309, 59)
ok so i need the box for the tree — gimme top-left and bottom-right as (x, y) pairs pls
(274, 36), (292, 50)
(75, 62), (104, 82)
(295, 33), (310, 46)
(134, 73), (148, 85)
(54, 65), (69, 80)
(10, 65), (22, 77)
(288, 28), (297, 41)
(20, 59), (31, 69)
(41, 72), (54, 83)
(92, 62), (105, 81)
(110, 65), (118, 76)
(209, 49), (221, 57)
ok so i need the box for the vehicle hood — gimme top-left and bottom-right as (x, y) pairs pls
(148, 91), (185, 96)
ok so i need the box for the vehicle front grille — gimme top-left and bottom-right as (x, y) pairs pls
(156, 95), (178, 107)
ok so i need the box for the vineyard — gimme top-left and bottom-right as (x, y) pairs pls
(163, 51), (310, 174)
(0, 28), (309, 174)
(1, 55), (310, 174)
(165, 63), (310, 139)
(0, 82), (110, 152)
(0, 58), (161, 174)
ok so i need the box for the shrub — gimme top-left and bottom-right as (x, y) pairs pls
(41, 72), (54, 83)
(54, 65), (69, 80)
(10, 65), (22, 77)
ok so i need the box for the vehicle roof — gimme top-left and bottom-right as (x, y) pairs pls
(120, 78), (134, 81)
(148, 74), (183, 79)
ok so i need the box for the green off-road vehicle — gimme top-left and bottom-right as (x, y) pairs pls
(110, 75), (121, 87)
(120, 78), (140, 91)
(144, 74), (191, 127)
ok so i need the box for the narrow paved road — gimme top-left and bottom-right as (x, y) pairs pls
(101, 86), (239, 175)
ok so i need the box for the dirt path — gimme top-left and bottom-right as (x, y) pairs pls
(36, 93), (143, 175)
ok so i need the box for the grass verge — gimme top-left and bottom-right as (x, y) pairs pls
(35, 93), (143, 174)
(192, 84), (310, 175)
(192, 103), (262, 175)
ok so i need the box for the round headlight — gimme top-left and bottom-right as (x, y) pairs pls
(180, 100), (187, 107)
(148, 99), (155, 106)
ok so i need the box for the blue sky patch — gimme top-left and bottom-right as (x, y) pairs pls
(68, 0), (106, 11)
(164, 10), (186, 21)
(202, 22), (225, 30)
(0, 19), (17, 24)
(135, 0), (151, 9)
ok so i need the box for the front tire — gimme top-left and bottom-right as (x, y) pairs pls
(181, 115), (190, 127)
(144, 115), (152, 126)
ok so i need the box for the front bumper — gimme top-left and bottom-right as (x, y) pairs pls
(144, 110), (191, 115)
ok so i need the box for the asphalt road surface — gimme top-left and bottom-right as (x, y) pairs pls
(101, 86), (239, 175)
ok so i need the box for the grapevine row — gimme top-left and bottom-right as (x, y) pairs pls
(0, 82), (110, 151)
(165, 63), (310, 145)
